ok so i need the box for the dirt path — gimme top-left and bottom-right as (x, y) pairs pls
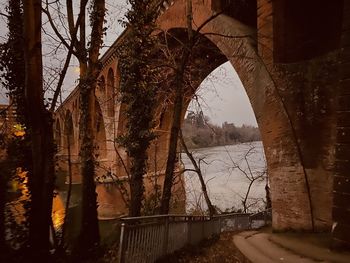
(156, 232), (250, 263)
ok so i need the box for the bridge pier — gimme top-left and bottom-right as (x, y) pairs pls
(333, 0), (350, 248)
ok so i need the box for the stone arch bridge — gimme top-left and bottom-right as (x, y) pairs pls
(54, 0), (350, 247)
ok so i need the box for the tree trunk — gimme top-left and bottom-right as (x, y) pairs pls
(160, 71), (185, 214)
(0, 161), (7, 253)
(79, 81), (100, 251)
(116, 1), (159, 217)
(179, 130), (216, 216)
(76, 0), (105, 253)
(129, 152), (147, 216)
(23, 0), (55, 260)
(160, 0), (193, 214)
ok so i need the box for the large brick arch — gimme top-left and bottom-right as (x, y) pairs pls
(154, 0), (319, 231)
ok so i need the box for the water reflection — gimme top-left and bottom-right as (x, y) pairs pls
(52, 194), (65, 230)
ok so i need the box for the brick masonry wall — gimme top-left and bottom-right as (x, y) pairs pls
(333, 0), (350, 248)
(272, 53), (338, 232)
(257, 0), (315, 231)
(257, 0), (339, 232)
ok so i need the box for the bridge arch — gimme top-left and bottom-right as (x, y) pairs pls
(106, 68), (115, 117)
(155, 1), (317, 230)
(54, 119), (62, 153)
(63, 110), (75, 155)
(94, 100), (107, 160)
(96, 75), (106, 102)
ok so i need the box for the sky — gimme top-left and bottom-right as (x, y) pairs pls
(192, 62), (257, 127)
(0, 0), (257, 127)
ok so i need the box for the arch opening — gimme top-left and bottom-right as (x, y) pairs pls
(63, 111), (75, 156)
(54, 119), (62, 153)
(94, 100), (107, 160)
(106, 68), (115, 117)
(182, 61), (266, 214)
(150, 27), (268, 214)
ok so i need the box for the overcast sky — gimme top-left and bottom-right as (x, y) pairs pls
(193, 62), (257, 127)
(0, 0), (257, 127)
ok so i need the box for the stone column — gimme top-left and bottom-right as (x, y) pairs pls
(333, 1), (350, 248)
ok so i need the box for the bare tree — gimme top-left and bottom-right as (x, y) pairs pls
(156, 0), (240, 213)
(225, 145), (266, 213)
(39, 0), (107, 255)
(74, 0), (106, 253)
(179, 129), (217, 216)
(160, 0), (195, 214)
(23, 0), (55, 259)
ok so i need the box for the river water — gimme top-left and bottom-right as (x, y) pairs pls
(181, 141), (267, 213)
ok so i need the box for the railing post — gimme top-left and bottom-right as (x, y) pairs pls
(187, 217), (192, 245)
(162, 216), (169, 255)
(201, 218), (205, 240)
(118, 223), (126, 263)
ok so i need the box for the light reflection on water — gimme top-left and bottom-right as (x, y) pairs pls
(52, 194), (65, 230)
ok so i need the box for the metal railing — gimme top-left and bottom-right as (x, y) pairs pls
(116, 209), (271, 263)
(117, 214), (221, 263)
(215, 213), (252, 232)
(249, 208), (272, 229)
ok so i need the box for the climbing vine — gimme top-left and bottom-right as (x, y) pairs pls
(0, 1), (31, 254)
(116, 0), (161, 216)
(0, 0), (25, 125)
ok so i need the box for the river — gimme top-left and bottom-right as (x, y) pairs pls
(5, 141), (266, 248)
(181, 141), (267, 214)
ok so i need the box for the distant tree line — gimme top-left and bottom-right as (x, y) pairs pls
(182, 111), (261, 148)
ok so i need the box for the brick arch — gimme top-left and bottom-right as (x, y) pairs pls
(63, 110), (76, 156)
(114, 101), (130, 177)
(106, 68), (115, 117)
(155, 3), (316, 230)
(94, 100), (107, 160)
(96, 75), (106, 102)
(54, 118), (62, 153)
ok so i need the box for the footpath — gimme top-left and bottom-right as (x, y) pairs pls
(234, 230), (350, 263)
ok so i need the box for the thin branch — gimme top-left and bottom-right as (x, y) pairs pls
(195, 11), (223, 35)
(49, 0), (88, 111)
(202, 32), (254, 40)
(42, 4), (78, 57)
(0, 12), (9, 18)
